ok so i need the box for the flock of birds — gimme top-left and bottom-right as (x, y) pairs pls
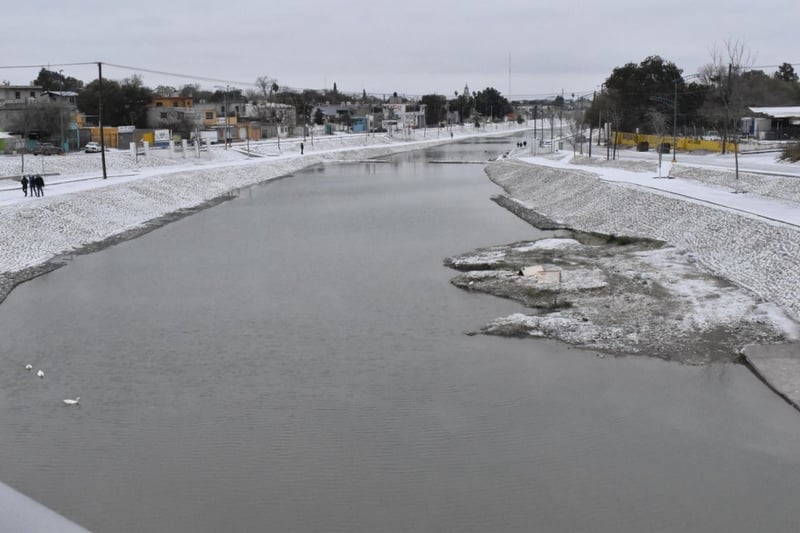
(25, 363), (80, 406)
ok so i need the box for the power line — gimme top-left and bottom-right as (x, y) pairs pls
(102, 62), (257, 88)
(0, 61), (97, 70)
(749, 63), (799, 70)
(1, 59), (604, 99)
(4, 59), (797, 102)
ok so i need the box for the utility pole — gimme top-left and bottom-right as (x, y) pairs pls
(21, 97), (29, 177)
(672, 80), (678, 162)
(224, 86), (229, 150)
(598, 111), (603, 146)
(98, 62), (107, 179)
(540, 106), (544, 141)
(726, 63), (732, 155)
(589, 92), (595, 158)
(729, 63), (740, 182)
(214, 84), (234, 149)
(58, 70), (65, 153)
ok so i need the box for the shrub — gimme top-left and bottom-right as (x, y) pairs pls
(780, 142), (800, 162)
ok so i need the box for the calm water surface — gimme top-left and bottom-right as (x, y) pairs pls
(2, 137), (800, 532)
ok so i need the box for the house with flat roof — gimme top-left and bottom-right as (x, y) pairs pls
(0, 84), (42, 103)
(747, 106), (800, 139)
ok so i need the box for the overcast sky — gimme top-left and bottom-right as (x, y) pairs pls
(3, 0), (798, 99)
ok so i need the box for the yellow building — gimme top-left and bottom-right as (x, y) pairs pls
(150, 96), (194, 109)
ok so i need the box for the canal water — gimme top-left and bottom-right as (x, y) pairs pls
(2, 137), (800, 532)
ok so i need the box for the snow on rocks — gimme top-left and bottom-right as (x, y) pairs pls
(512, 238), (581, 251)
(484, 313), (631, 346)
(447, 234), (786, 364)
(446, 250), (508, 268)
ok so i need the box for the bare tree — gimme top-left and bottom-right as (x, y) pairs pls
(601, 88), (626, 160)
(647, 109), (669, 176)
(699, 39), (753, 155)
(564, 108), (579, 156)
(255, 76), (279, 102)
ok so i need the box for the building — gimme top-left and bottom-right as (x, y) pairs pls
(0, 84), (82, 151)
(245, 102), (297, 138)
(0, 83), (42, 103)
(194, 102), (239, 143)
(0, 84), (43, 141)
(41, 91), (80, 151)
(381, 103), (426, 132)
(146, 96), (200, 133)
(746, 106), (800, 139)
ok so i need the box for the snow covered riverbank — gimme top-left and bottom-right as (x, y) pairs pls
(0, 126), (521, 304)
(483, 152), (800, 404)
(487, 155), (800, 325)
(2, 130), (798, 369)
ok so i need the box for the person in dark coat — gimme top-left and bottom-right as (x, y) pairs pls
(34, 174), (44, 197)
(300, 142), (304, 155)
(21, 175), (28, 197)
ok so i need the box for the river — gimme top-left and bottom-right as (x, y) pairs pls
(1, 136), (800, 532)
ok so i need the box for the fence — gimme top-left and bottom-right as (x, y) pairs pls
(612, 131), (736, 153)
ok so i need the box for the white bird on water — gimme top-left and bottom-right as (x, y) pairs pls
(25, 364), (32, 371)
(37, 370), (44, 378)
(63, 397), (80, 406)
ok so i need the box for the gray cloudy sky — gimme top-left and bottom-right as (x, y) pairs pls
(4, 0), (798, 98)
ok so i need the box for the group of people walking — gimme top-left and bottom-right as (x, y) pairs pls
(20, 174), (45, 197)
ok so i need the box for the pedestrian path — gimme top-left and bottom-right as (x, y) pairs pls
(0, 172), (135, 206)
(519, 154), (800, 228)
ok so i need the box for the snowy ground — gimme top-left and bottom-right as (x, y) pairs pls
(485, 145), (800, 404)
(489, 148), (800, 326)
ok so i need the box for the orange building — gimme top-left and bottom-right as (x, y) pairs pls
(150, 96), (194, 109)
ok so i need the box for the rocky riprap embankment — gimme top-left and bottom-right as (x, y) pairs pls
(485, 158), (800, 325)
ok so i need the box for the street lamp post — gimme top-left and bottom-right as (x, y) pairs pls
(672, 80), (678, 162)
(97, 62), (107, 179)
(58, 70), (65, 153)
(224, 86), (230, 150)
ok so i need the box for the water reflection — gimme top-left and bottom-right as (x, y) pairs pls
(1, 136), (799, 532)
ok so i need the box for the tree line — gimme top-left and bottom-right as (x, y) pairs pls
(584, 46), (800, 143)
(22, 68), (515, 133)
(16, 48), (800, 142)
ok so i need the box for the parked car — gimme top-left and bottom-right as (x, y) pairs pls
(32, 142), (63, 155)
(703, 130), (721, 141)
(84, 141), (101, 153)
